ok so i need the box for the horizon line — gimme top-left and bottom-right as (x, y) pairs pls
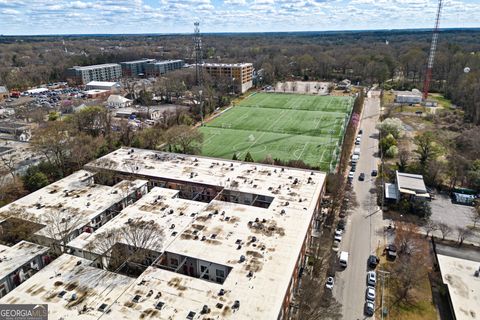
(1, 27), (479, 37)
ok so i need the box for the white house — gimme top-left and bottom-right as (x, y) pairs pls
(107, 95), (133, 108)
(395, 90), (423, 104)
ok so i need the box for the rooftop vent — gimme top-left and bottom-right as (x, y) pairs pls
(251, 236), (257, 243)
(235, 239), (242, 245)
(201, 236), (206, 241)
(201, 305), (210, 314)
(247, 271), (253, 278)
(146, 290), (153, 297)
(132, 295), (141, 303)
(237, 244), (242, 250)
(169, 209), (174, 214)
(187, 311), (196, 319)
(155, 301), (165, 310)
(171, 231), (178, 236)
(58, 290), (67, 298)
(281, 209), (286, 215)
(211, 234), (217, 239)
(70, 293), (77, 301)
(218, 289), (225, 296)
(76, 261), (82, 266)
(233, 300), (240, 309)
(216, 303), (223, 309)
(98, 303), (108, 312)
(170, 224), (175, 229)
(239, 255), (246, 263)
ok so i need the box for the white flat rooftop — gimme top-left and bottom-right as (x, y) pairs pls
(2, 148), (325, 319)
(72, 64), (120, 71)
(0, 241), (49, 281)
(437, 254), (480, 320)
(203, 63), (252, 68)
(86, 81), (119, 87)
(0, 170), (148, 239)
(0, 254), (135, 320)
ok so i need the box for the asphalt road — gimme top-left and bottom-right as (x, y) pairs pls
(334, 90), (385, 320)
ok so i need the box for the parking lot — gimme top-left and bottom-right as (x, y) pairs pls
(429, 193), (479, 243)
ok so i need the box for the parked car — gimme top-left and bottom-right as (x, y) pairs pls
(366, 286), (376, 301)
(335, 229), (343, 236)
(348, 171), (354, 180)
(355, 138), (361, 145)
(368, 255), (379, 269)
(326, 277), (335, 289)
(337, 219), (346, 231)
(371, 169), (378, 176)
(332, 241), (340, 252)
(359, 173), (365, 181)
(367, 271), (377, 286)
(359, 129), (363, 135)
(334, 233), (342, 242)
(385, 244), (397, 260)
(364, 301), (375, 316)
(351, 164), (357, 172)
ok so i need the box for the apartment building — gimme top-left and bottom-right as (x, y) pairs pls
(0, 148), (327, 319)
(67, 63), (122, 84)
(144, 59), (184, 77)
(120, 58), (156, 77)
(203, 63), (254, 93)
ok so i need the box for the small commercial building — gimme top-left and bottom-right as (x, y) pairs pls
(395, 90), (423, 104)
(84, 89), (110, 99)
(107, 95), (133, 108)
(0, 121), (31, 141)
(385, 171), (429, 202)
(26, 88), (49, 96)
(85, 81), (120, 92)
(203, 63), (254, 93)
(336, 79), (351, 91)
(437, 254), (480, 320)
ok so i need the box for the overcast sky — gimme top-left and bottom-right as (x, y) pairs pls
(0, 0), (479, 35)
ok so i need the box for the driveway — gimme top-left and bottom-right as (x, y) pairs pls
(334, 90), (386, 319)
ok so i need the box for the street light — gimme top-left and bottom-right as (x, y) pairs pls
(231, 77), (235, 95)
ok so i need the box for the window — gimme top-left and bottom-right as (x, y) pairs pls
(216, 269), (225, 278)
(170, 258), (179, 267)
(200, 266), (209, 273)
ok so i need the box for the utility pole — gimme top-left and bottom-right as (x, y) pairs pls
(378, 269), (390, 320)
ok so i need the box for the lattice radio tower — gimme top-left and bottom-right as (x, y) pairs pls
(423, 0), (443, 100)
(194, 21), (203, 87)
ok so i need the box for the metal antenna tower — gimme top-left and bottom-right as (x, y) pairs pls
(194, 21), (203, 86)
(423, 0), (443, 100)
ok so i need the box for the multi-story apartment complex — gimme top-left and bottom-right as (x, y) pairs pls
(0, 147), (326, 320)
(120, 58), (156, 77)
(144, 59), (185, 77)
(66, 63), (122, 84)
(203, 63), (254, 93)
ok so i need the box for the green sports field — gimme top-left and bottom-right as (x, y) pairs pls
(200, 93), (354, 171)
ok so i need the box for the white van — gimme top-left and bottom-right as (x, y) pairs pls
(354, 147), (361, 156)
(339, 251), (349, 268)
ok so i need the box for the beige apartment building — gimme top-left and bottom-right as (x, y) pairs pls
(203, 63), (253, 93)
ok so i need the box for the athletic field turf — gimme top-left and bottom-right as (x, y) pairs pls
(200, 93), (354, 171)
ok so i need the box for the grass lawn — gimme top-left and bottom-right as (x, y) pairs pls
(200, 93), (354, 170)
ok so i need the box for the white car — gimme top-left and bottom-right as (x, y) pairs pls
(334, 234), (342, 242)
(367, 271), (377, 286)
(332, 241), (340, 252)
(326, 277), (334, 289)
(335, 229), (343, 236)
(366, 286), (376, 301)
(348, 171), (354, 179)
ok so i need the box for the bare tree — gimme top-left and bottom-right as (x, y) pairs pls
(456, 227), (473, 246)
(423, 220), (438, 238)
(86, 219), (164, 272)
(438, 223), (452, 240)
(470, 205), (480, 229)
(41, 209), (84, 254)
(0, 152), (19, 182)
